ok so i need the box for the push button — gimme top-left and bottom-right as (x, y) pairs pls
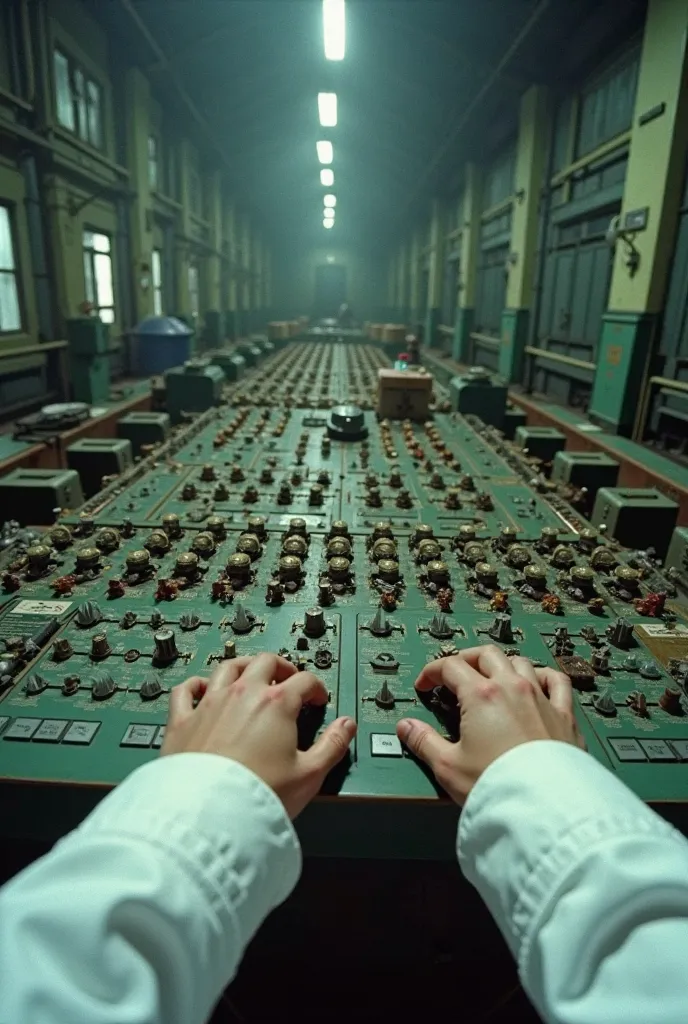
(639, 740), (676, 762)
(608, 737), (646, 762)
(371, 734), (402, 757)
(33, 720), (69, 743)
(4, 718), (41, 741)
(63, 721), (100, 745)
(121, 724), (157, 748)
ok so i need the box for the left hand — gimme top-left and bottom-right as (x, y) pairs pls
(161, 653), (357, 818)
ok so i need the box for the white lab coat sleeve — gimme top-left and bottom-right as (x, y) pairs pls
(0, 753), (301, 1024)
(458, 740), (688, 1024)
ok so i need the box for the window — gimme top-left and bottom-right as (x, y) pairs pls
(152, 249), (163, 315)
(188, 263), (200, 317)
(0, 206), (22, 333)
(148, 135), (159, 191)
(53, 48), (103, 149)
(83, 230), (115, 323)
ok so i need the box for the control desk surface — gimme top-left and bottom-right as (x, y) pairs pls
(1, 341), (688, 857)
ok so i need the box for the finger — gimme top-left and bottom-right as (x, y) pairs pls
(396, 718), (455, 772)
(302, 716), (357, 776)
(282, 670), (329, 710)
(239, 652), (299, 687)
(509, 655), (539, 686)
(206, 656), (255, 692)
(414, 655), (483, 694)
(535, 667), (574, 717)
(458, 644), (516, 678)
(168, 675), (207, 725)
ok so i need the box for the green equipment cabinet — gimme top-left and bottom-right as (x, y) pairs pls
(665, 526), (688, 579)
(66, 438), (133, 498)
(501, 405), (527, 440)
(207, 350), (246, 382)
(117, 411), (171, 456)
(237, 342), (262, 367)
(515, 425), (567, 465)
(0, 468), (84, 525)
(551, 451), (620, 512)
(66, 317), (111, 405)
(164, 359), (225, 424)
(449, 368), (508, 427)
(591, 487), (679, 559)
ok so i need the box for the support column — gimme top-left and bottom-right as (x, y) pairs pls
(396, 243), (407, 324)
(453, 163), (482, 363)
(589, 0), (688, 434)
(500, 85), (550, 382)
(204, 169), (223, 349)
(264, 245), (272, 322)
(425, 201), (444, 347)
(175, 139), (193, 333)
(241, 214), (251, 336)
(124, 69), (154, 324)
(409, 230), (421, 328)
(225, 200), (238, 341)
(254, 233), (263, 329)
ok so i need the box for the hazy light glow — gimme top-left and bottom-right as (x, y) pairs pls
(324, 211), (335, 223)
(324, 194), (337, 208)
(323, 0), (345, 61)
(317, 140), (333, 164)
(318, 92), (337, 127)
(320, 168), (334, 186)
(323, 219), (334, 229)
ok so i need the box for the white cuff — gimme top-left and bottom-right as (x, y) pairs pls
(68, 753), (302, 942)
(457, 741), (680, 960)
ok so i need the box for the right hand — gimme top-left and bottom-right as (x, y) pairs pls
(396, 645), (584, 805)
(161, 653), (356, 819)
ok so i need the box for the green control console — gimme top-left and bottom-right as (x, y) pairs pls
(1, 341), (688, 858)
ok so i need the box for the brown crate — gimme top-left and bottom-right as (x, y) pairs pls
(377, 368), (433, 421)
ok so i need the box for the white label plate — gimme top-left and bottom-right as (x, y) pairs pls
(10, 600), (73, 615)
(639, 624), (688, 638)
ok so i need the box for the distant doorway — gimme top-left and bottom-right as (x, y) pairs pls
(314, 264), (348, 318)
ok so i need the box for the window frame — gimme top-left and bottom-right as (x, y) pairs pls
(53, 46), (104, 151)
(0, 202), (25, 335)
(148, 135), (159, 192)
(82, 228), (116, 325)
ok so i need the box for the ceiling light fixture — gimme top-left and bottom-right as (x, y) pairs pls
(323, 219), (334, 229)
(317, 140), (333, 164)
(324, 194), (337, 208)
(318, 92), (337, 127)
(320, 168), (334, 187)
(324, 212), (335, 224)
(323, 0), (345, 61)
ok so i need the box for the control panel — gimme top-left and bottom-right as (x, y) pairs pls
(1, 340), (688, 853)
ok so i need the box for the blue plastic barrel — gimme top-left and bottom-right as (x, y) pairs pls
(133, 316), (193, 375)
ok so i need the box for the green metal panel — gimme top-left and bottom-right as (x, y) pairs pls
(0, 468), (83, 524)
(589, 311), (657, 434)
(591, 487), (678, 558)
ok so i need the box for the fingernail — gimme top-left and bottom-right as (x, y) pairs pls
(396, 719), (411, 740)
(340, 716), (355, 732)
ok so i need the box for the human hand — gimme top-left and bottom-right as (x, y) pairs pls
(396, 645), (584, 804)
(161, 653), (357, 818)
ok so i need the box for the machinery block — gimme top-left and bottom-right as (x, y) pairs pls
(0, 468), (83, 525)
(164, 360), (225, 423)
(449, 371), (508, 427)
(666, 526), (688, 581)
(207, 350), (246, 382)
(66, 438), (133, 498)
(116, 411), (171, 455)
(500, 406), (527, 440)
(551, 451), (620, 508)
(515, 425), (567, 464)
(591, 487), (679, 558)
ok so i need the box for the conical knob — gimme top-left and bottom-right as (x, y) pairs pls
(75, 600), (103, 628)
(91, 673), (116, 701)
(304, 607), (326, 638)
(429, 613), (453, 639)
(230, 604), (255, 634)
(140, 676), (164, 701)
(488, 613), (513, 644)
(25, 673), (48, 695)
(592, 686), (616, 717)
(153, 629), (179, 664)
(375, 680), (395, 709)
(369, 607), (392, 637)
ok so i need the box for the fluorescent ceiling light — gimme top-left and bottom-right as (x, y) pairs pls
(324, 194), (337, 208)
(324, 211), (335, 223)
(320, 168), (334, 186)
(317, 140), (333, 164)
(318, 92), (337, 127)
(323, 0), (345, 61)
(323, 219), (334, 229)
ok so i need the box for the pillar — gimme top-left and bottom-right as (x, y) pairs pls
(224, 199), (238, 340)
(204, 170), (223, 348)
(409, 230), (421, 328)
(254, 233), (263, 329)
(453, 163), (482, 363)
(424, 201), (444, 347)
(396, 243), (407, 324)
(499, 85), (550, 382)
(175, 139), (193, 327)
(241, 214), (251, 335)
(589, 0), (688, 433)
(123, 69), (155, 323)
